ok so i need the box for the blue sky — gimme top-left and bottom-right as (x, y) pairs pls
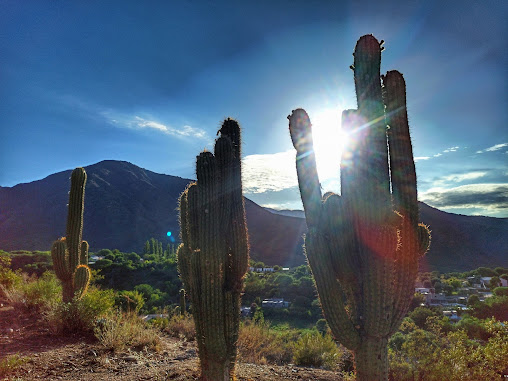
(1, 0), (507, 217)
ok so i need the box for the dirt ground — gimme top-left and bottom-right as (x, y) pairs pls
(0, 302), (342, 381)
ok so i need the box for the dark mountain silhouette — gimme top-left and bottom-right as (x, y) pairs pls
(0, 160), (307, 267)
(1, 160), (506, 272)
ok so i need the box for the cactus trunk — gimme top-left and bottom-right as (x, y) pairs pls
(289, 35), (431, 380)
(354, 338), (389, 381)
(177, 118), (249, 381)
(51, 167), (91, 303)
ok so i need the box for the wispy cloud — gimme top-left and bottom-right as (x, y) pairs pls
(420, 183), (508, 213)
(443, 146), (459, 153)
(415, 146), (460, 162)
(476, 143), (508, 154)
(434, 171), (487, 186)
(242, 150), (298, 193)
(105, 113), (207, 140)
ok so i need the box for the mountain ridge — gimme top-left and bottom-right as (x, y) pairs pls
(1, 160), (506, 272)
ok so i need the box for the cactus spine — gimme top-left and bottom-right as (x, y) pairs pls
(288, 35), (431, 381)
(51, 167), (91, 303)
(177, 118), (249, 381)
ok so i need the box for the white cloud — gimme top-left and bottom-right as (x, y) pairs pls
(242, 150), (298, 193)
(476, 142), (508, 154)
(435, 171), (486, 185)
(415, 146), (460, 162)
(442, 146), (459, 153)
(420, 183), (508, 212)
(104, 113), (207, 140)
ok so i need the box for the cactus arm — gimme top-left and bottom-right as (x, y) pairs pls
(80, 241), (89, 265)
(305, 230), (361, 350)
(51, 239), (71, 281)
(73, 264), (91, 299)
(352, 35), (390, 211)
(383, 71), (418, 223)
(288, 109), (322, 228)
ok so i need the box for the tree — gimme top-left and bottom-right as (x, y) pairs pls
(408, 307), (439, 329)
(493, 287), (508, 297)
(467, 294), (480, 307)
(489, 276), (501, 290)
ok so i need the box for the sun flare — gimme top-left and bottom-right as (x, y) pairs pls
(311, 108), (349, 188)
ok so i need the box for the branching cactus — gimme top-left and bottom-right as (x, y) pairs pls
(288, 35), (431, 381)
(177, 118), (249, 381)
(51, 167), (91, 303)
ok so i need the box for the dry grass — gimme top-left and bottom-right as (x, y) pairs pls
(94, 311), (161, 352)
(160, 314), (196, 341)
(237, 321), (294, 365)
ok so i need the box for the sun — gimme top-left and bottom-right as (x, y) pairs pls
(311, 108), (349, 187)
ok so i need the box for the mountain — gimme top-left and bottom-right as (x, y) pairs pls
(267, 203), (508, 272)
(1, 160), (507, 272)
(0, 160), (307, 267)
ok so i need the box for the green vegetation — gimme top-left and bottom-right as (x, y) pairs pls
(177, 118), (249, 381)
(0, 354), (30, 379)
(288, 35), (430, 381)
(1, 247), (507, 379)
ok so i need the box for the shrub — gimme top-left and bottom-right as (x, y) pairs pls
(115, 290), (145, 313)
(237, 320), (294, 365)
(2, 271), (61, 312)
(94, 312), (161, 352)
(162, 314), (196, 341)
(46, 287), (115, 334)
(493, 286), (508, 297)
(292, 330), (340, 370)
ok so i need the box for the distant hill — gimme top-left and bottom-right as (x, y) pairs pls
(0, 160), (307, 267)
(1, 160), (506, 272)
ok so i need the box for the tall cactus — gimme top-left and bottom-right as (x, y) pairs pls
(288, 35), (431, 381)
(51, 167), (91, 303)
(177, 118), (249, 381)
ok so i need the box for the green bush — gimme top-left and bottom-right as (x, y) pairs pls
(292, 330), (340, 370)
(115, 290), (145, 313)
(3, 271), (61, 312)
(47, 287), (115, 334)
(408, 307), (439, 329)
(493, 286), (508, 297)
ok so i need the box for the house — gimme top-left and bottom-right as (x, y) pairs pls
(415, 287), (434, 305)
(249, 267), (275, 273)
(443, 310), (461, 322)
(88, 255), (103, 264)
(262, 298), (290, 308)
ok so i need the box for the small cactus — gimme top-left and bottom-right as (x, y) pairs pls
(179, 288), (186, 316)
(288, 35), (430, 381)
(177, 118), (249, 381)
(51, 167), (91, 303)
